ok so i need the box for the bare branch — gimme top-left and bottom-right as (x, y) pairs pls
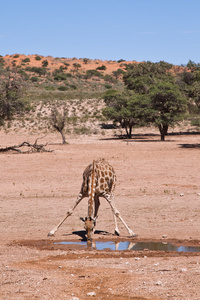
(0, 138), (53, 153)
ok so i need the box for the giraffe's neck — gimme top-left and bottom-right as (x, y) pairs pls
(88, 160), (96, 217)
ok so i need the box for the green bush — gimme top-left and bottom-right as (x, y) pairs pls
(57, 85), (68, 91)
(105, 84), (112, 89)
(0, 57), (5, 66)
(70, 84), (77, 89)
(13, 54), (19, 58)
(22, 58), (30, 63)
(54, 72), (68, 81)
(103, 74), (118, 83)
(35, 55), (42, 60)
(17, 69), (29, 80)
(45, 85), (55, 91)
(85, 69), (102, 79)
(30, 76), (39, 82)
(191, 118), (200, 127)
(25, 66), (46, 76)
(42, 59), (48, 67)
(96, 65), (106, 71)
(117, 59), (126, 63)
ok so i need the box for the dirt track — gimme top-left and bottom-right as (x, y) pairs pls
(0, 130), (200, 299)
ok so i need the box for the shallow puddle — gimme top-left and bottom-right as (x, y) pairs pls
(54, 240), (200, 252)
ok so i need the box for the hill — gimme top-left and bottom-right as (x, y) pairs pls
(0, 54), (189, 138)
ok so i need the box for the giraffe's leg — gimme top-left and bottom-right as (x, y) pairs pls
(113, 214), (120, 236)
(94, 195), (100, 219)
(48, 193), (84, 236)
(103, 193), (137, 237)
(93, 195), (100, 232)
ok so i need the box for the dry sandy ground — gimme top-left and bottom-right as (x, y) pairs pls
(0, 129), (200, 300)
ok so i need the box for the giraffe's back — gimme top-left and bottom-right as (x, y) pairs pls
(81, 158), (116, 196)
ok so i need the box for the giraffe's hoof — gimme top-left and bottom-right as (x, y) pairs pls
(131, 232), (138, 237)
(47, 230), (55, 237)
(114, 230), (120, 236)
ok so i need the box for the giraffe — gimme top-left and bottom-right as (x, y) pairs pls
(48, 158), (137, 241)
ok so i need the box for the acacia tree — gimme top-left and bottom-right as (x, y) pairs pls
(50, 107), (68, 144)
(123, 61), (188, 141)
(150, 81), (187, 141)
(0, 69), (29, 125)
(123, 61), (173, 93)
(103, 90), (152, 138)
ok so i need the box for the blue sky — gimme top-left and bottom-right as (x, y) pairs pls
(1, 0), (200, 65)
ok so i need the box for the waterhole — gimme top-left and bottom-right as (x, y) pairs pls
(54, 240), (200, 252)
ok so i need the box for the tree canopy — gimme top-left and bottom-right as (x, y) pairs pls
(103, 90), (152, 138)
(0, 68), (29, 125)
(150, 81), (187, 140)
(103, 61), (188, 140)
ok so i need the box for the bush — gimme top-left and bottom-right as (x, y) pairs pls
(103, 74), (118, 84)
(13, 54), (19, 58)
(25, 66), (46, 76)
(45, 85), (55, 91)
(85, 69), (102, 79)
(96, 65), (106, 71)
(57, 85), (68, 91)
(117, 59), (126, 63)
(17, 69), (29, 80)
(112, 68), (125, 78)
(191, 118), (200, 127)
(105, 84), (112, 89)
(30, 76), (39, 82)
(22, 58), (30, 63)
(42, 59), (48, 67)
(35, 55), (42, 60)
(0, 57), (5, 66)
(54, 72), (68, 81)
(70, 84), (77, 89)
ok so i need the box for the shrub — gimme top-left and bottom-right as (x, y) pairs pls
(85, 69), (102, 79)
(25, 66), (46, 76)
(112, 68), (125, 78)
(57, 85), (68, 91)
(54, 72), (68, 81)
(42, 59), (48, 67)
(96, 65), (106, 71)
(105, 84), (112, 89)
(17, 69), (29, 80)
(35, 55), (42, 60)
(30, 76), (39, 82)
(0, 57), (5, 66)
(103, 74), (118, 83)
(45, 85), (55, 91)
(63, 62), (70, 67)
(191, 118), (200, 127)
(22, 58), (30, 63)
(65, 73), (72, 78)
(13, 54), (19, 58)
(117, 59), (126, 63)
(70, 84), (77, 89)
(83, 58), (90, 64)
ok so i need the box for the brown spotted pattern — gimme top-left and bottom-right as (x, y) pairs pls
(81, 158), (116, 198)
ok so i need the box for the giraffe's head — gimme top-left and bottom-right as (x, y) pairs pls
(80, 216), (97, 242)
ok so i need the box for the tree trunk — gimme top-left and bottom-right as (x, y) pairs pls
(125, 125), (132, 139)
(60, 130), (67, 144)
(159, 124), (168, 141)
